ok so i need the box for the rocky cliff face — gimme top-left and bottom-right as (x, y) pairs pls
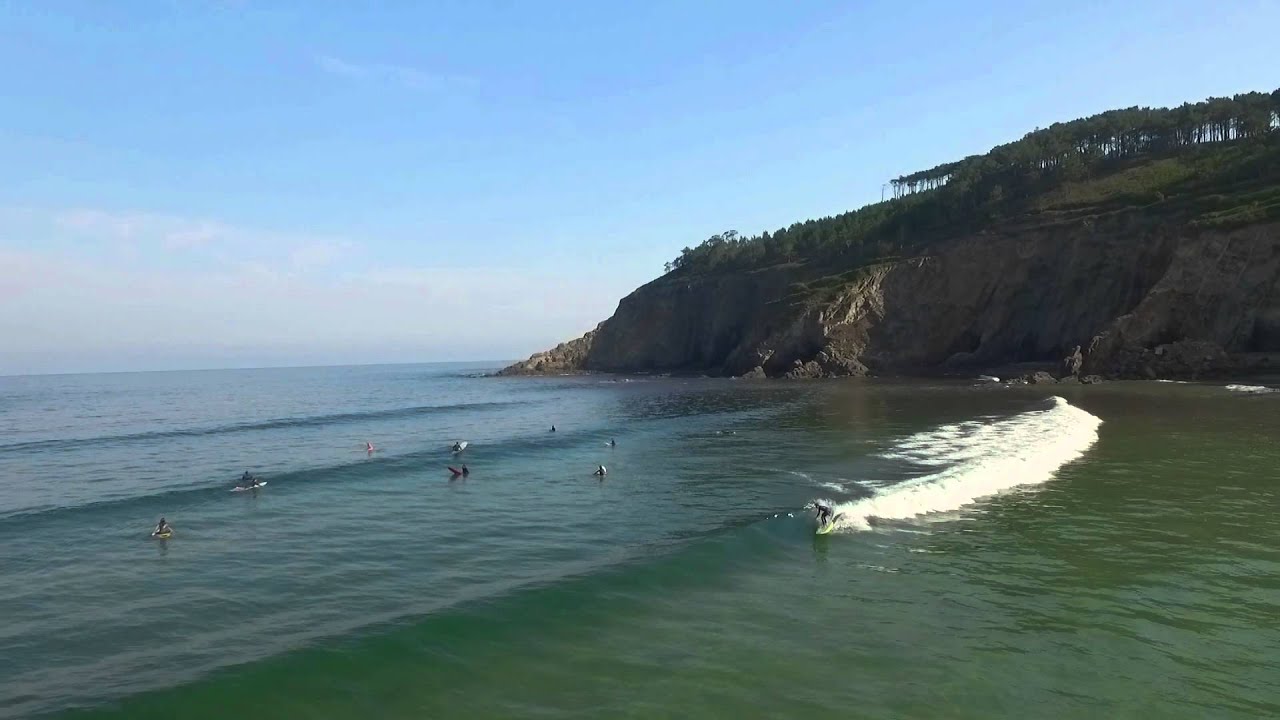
(501, 215), (1280, 380)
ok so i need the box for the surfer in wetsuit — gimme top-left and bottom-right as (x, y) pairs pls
(595, 465), (607, 476)
(609, 439), (617, 447)
(153, 517), (171, 536)
(551, 425), (556, 432)
(815, 501), (834, 527)
(462, 464), (470, 477)
(452, 442), (463, 452)
(366, 441), (375, 453)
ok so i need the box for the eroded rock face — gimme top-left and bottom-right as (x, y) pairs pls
(497, 326), (599, 376)
(502, 217), (1280, 380)
(1061, 346), (1084, 379)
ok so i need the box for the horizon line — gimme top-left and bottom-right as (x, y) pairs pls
(0, 359), (516, 380)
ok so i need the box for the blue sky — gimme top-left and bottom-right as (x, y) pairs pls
(1, 0), (1276, 373)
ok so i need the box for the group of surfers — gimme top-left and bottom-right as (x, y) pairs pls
(150, 430), (847, 542)
(448, 427), (614, 478)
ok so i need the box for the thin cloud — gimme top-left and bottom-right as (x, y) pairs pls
(22, 207), (350, 275)
(56, 208), (147, 240)
(289, 240), (350, 271)
(163, 222), (222, 250)
(0, 247), (619, 374)
(54, 208), (228, 249)
(315, 54), (366, 78)
(313, 54), (467, 91)
(0, 206), (624, 373)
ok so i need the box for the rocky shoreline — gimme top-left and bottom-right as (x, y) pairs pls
(502, 216), (1280, 382)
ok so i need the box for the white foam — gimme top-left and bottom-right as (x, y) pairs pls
(1225, 384), (1277, 394)
(840, 477), (880, 490)
(977, 375), (1000, 383)
(817, 481), (847, 492)
(833, 397), (1101, 532)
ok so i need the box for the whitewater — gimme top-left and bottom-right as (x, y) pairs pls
(832, 396), (1102, 531)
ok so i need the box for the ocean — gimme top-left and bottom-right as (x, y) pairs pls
(1, 364), (1277, 718)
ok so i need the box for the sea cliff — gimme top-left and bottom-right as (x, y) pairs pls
(502, 216), (1280, 380)
(504, 90), (1280, 381)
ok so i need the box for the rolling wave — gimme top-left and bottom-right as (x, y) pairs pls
(0, 418), (637, 526)
(0, 400), (524, 455)
(1224, 384), (1277, 394)
(833, 396), (1101, 531)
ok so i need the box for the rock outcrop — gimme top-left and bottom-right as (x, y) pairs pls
(504, 216), (1280, 380)
(499, 326), (599, 376)
(1060, 345), (1083, 379)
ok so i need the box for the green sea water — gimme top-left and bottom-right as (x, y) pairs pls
(2, 367), (1278, 718)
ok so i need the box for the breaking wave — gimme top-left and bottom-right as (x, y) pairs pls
(1225, 384), (1277, 394)
(833, 397), (1101, 531)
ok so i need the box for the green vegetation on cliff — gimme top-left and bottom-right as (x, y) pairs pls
(666, 88), (1280, 277)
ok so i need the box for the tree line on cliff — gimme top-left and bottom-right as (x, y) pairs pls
(665, 88), (1280, 276)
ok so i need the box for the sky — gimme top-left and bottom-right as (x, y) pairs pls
(1, 0), (1277, 374)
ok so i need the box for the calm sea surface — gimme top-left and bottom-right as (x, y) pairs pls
(0, 364), (1277, 718)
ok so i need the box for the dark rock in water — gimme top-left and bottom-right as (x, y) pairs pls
(785, 360), (824, 379)
(1057, 375), (1080, 384)
(1027, 371), (1059, 385)
(813, 347), (869, 377)
(1080, 374), (1105, 384)
(1150, 340), (1229, 378)
(739, 366), (767, 379)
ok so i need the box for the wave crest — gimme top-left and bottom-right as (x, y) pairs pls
(834, 397), (1101, 531)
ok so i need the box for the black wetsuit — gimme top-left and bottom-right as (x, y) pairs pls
(817, 506), (833, 525)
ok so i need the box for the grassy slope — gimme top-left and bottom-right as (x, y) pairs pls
(768, 138), (1280, 307)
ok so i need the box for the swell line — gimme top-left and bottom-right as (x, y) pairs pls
(0, 400), (525, 455)
(0, 401), (775, 528)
